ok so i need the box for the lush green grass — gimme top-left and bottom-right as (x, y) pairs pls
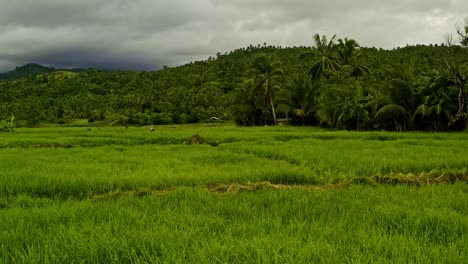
(0, 145), (313, 198)
(1, 186), (467, 263)
(1, 125), (467, 197)
(0, 124), (467, 263)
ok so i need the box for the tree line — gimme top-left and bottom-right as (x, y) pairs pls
(232, 30), (468, 131)
(0, 21), (467, 131)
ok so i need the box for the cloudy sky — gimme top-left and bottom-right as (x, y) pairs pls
(0, 0), (466, 72)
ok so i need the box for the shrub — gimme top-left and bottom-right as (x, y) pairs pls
(0, 115), (15, 132)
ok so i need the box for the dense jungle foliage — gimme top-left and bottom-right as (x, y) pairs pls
(1, 24), (467, 131)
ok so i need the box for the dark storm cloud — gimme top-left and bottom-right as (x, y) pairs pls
(0, 0), (466, 72)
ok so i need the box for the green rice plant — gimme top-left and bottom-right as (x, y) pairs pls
(0, 185), (466, 263)
(1, 125), (467, 198)
(0, 125), (467, 263)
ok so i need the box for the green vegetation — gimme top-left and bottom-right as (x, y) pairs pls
(0, 115), (15, 132)
(0, 63), (84, 81)
(1, 20), (467, 130)
(0, 19), (467, 263)
(2, 185), (466, 263)
(0, 125), (467, 263)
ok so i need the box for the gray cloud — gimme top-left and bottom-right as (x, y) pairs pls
(0, 0), (466, 72)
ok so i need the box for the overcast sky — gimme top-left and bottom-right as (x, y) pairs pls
(0, 0), (466, 72)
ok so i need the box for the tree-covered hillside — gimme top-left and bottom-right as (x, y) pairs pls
(0, 29), (467, 131)
(0, 63), (84, 81)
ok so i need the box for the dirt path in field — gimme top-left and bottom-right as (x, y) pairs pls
(91, 175), (467, 201)
(1, 175), (465, 208)
(207, 181), (338, 193)
(206, 173), (468, 193)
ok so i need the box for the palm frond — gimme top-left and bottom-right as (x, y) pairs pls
(313, 34), (324, 50)
(375, 104), (407, 120)
(414, 104), (431, 117)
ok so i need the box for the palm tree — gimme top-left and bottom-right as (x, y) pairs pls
(336, 38), (370, 77)
(415, 95), (452, 131)
(231, 79), (262, 126)
(337, 93), (371, 131)
(337, 38), (358, 65)
(250, 55), (283, 125)
(374, 79), (418, 131)
(279, 74), (319, 126)
(300, 34), (339, 80)
(415, 75), (458, 130)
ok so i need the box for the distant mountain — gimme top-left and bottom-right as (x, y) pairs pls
(0, 63), (85, 81)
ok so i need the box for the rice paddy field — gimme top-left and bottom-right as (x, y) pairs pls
(0, 124), (467, 263)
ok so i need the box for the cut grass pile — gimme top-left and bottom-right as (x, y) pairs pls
(0, 124), (467, 263)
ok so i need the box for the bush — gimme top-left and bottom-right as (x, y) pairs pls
(179, 113), (192, 124)
(0, 115), (15, 132)
(150, 113), (173, 125)
(118, 115), (129, 125)
(160, 114), (173, 125)
(137, 113), (151, 126)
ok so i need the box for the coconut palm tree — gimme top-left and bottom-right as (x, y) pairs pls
(414, 74), (460, 130)
(250, 55), (283, 125)
(337, 92), (372, 131)
(231, 79), (262, 126)
(336, 38), (370, 77)
(415, 95), (452, 131)
(279, 74), (319, 126)
(300, 34), (340, 80)
(337, 38), (358, 65)
(374, 79), (419, 131)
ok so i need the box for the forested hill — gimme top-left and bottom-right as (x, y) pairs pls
(0, 42), (467, 131)
(0, 63), (85, 81)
